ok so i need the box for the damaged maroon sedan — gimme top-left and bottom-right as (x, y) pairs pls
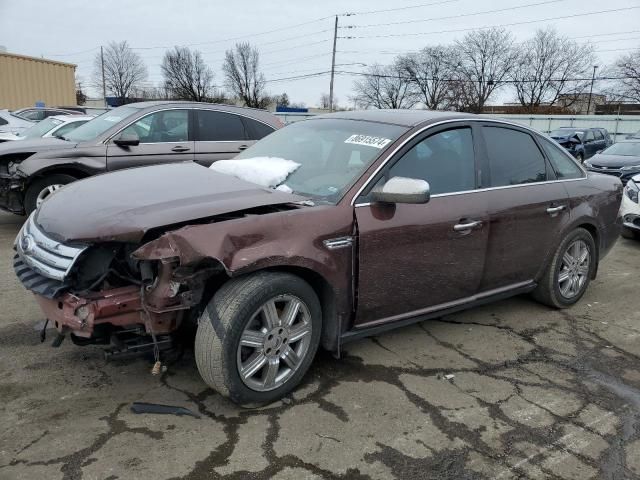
(14, 111), (622, 406)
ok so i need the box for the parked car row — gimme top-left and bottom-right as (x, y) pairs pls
(0, 101), (282, 214)
(11, 107), (623, 406)
(0, 114), (94, 142)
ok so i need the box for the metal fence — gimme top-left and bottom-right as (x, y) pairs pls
(274, 112), (640, 142)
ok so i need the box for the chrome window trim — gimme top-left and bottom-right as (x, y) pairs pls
(354, 177), (587, 207)
(349, 117), (587, 206)
(104, 106), (274, 145)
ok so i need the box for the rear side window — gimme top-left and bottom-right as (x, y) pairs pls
(196, 110), (247, 141)
(539, 137), (584, 180)
(243, 117), (275, 140)
(483, 126), (547, 187)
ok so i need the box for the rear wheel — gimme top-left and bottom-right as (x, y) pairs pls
(533, 228), (596, 308)
(194, 272), (322, 407)
(24, 174), (76, 214)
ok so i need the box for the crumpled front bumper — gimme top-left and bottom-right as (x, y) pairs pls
(33, 285), (180, 338)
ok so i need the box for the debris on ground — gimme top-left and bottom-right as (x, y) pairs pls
(130, 402), (200, 418)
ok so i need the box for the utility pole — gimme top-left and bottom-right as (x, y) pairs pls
(100, 46), (107, 108)
(586, 65), (598, 115)
(329, 16), (338, 113)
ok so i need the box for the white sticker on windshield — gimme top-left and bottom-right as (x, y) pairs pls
(344, 134), (392, 149)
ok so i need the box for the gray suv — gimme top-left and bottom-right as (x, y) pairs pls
(0, 101), (281, 214)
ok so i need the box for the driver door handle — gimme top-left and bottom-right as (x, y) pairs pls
(546, 205), (566, 215)
(171, 146), (190, 152)
(453, 220), (482, 232)
(238, 144), (249, 151)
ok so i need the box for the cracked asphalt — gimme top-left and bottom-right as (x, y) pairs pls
(2, 210), (640, 480)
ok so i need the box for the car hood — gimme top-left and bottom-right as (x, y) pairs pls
(35, 162), (308, 243)
(0, 137), (74, 156)
(588, 154), (640, 167)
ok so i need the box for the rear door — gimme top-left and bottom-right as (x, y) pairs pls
(193, 110), (253, 166)
(354, 124), (490, 325)
(583, 130), (598, 158)
(478, 124), (571, 291)
(106, 109), (194, 171)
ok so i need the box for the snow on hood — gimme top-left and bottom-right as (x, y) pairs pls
(209, 157), (300, 188)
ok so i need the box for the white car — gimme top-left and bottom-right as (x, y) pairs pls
(0, 115), (93, 142)
(0, 109), (34, 136)
(621, 174), (640, 239)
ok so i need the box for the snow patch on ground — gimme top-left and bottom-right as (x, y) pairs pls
(209, 157), (300, 188)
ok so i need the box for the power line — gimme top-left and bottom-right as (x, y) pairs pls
(336, 70), (637, 83)
(344, 0), (564, 29)
(571, 29), (640, 39)
(341, 0), (460, 17)
(340, 6), (640, 39)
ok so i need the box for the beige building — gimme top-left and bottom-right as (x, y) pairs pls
(0, 52), (76, 110)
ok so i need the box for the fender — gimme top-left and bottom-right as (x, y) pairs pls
(133, 204), (356, 352)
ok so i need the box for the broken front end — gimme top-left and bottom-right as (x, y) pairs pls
(13, 214), (219, 357)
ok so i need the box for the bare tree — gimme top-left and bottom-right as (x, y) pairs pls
(511, 28), (595, 112)
(353, 63), (419, 109)
(92, 41), (147, 105)
(397, 46), (458, 110)
(223, 42), (270, 108)
(161, 47), (215, 101)
(75, 75), (87, 105)
(319, 93), (338, 110)
(453, 28), (518, 112)
(607, 47), (640, 102)
(276, 93), (290, 107)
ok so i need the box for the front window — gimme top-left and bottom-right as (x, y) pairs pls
(601, 142), (640, 157)
(20, 117), (63, 139)
(65, 106), (140, 143)
(120, 109), (189, 143)
(234, 119), (407, 203)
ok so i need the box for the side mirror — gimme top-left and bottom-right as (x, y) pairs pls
(371, 176), (430, 204)
(113, 131), (140, 147)
(595, 150), (603, 155)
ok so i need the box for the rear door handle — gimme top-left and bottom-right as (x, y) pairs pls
(238, 144), (249, 151)
(453, 220), (482, 232)
(171, 146), (190, 152)
(546, 205), (566, 215)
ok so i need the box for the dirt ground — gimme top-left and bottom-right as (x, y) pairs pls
(2, 210), (640, 480)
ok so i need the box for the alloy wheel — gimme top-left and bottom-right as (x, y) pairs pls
(558, 239), (590, 299)
(236, 294), (313, 392)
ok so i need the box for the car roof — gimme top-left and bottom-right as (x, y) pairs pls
(123, 101), (279, 126)
(309, 109), (474, 127)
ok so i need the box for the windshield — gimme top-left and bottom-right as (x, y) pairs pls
(234, 118), (407, 204)
(64, 106), (140, 142)
(550, 129), (584, 139)
(601, 142), (640, 156)
(20, 117), (63, 139)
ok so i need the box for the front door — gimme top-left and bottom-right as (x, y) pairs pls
(478, 124), (571, 291)
(106, 109), (194, 171)
(354, 125), (489, 326)
(193, 109), (255, 166)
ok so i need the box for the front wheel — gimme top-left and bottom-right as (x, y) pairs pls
(24, 174), (76, 215)
(195, 272), (322, 407)
(533, 228), (596, 308)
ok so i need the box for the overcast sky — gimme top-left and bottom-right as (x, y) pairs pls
(1, 0), (639, 108)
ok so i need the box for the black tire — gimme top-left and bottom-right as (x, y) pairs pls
(24, 174), (76, 215)
(532, 228), (596, 308)
(194, 271), (322, 407)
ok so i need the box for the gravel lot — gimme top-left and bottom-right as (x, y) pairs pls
(1, 210), (640, 479)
